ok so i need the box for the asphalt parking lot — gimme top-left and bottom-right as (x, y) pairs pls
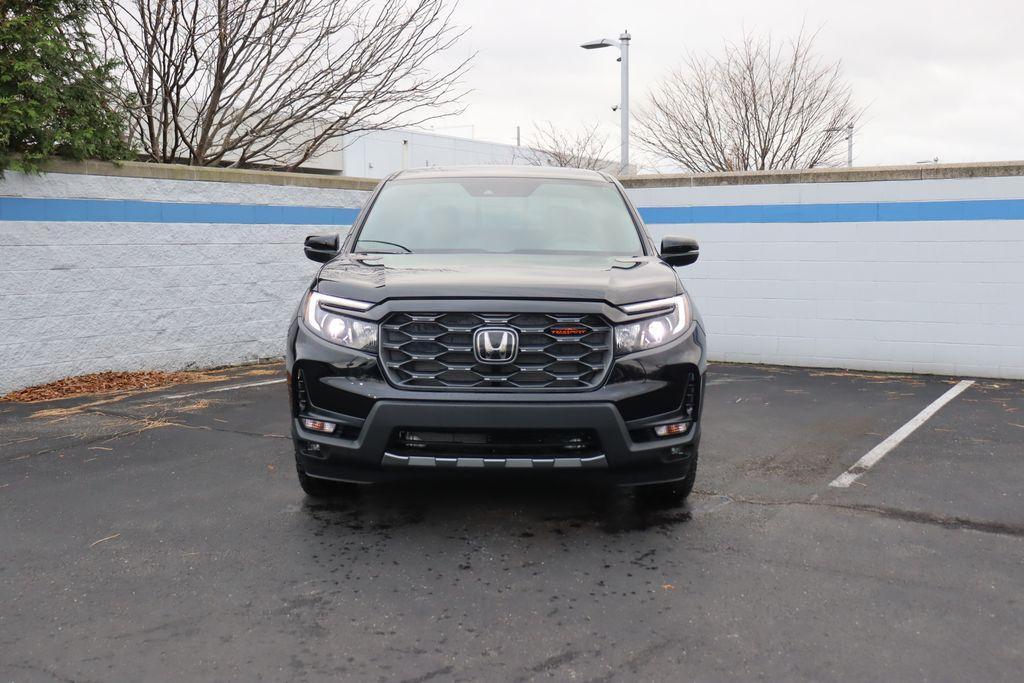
(1, 362), (1022, 682)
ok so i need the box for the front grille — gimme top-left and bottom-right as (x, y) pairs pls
(380, 312), (613, 390)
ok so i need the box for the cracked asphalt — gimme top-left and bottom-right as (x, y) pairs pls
(1, 363), (1022, 681)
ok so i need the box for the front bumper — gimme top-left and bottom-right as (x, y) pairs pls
(293, 399), (701, 485)
(287, 298), (707, 486)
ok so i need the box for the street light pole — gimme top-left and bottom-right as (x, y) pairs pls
(846, 121), (854, 168)
(826, 121), (855, 167)
(619, 31), (630, 174)
(581, 30), (631, 174)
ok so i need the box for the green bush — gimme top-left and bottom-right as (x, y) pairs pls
(0, 0), (130, 173)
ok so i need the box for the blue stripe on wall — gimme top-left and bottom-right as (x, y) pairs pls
(637, 198), (1024, 224)
(3, 195), (1024, 225)
(0, 196), (361, 225)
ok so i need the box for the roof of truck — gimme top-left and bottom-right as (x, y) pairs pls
(389, 165), (612, 182)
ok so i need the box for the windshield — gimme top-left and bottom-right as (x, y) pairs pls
(353, 177), (644, 255)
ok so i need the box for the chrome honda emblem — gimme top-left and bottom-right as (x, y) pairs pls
(473, 327), (518, 364)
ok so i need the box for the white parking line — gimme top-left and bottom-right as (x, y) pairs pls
(160, 378), (286, 401)
(829, 379), (975, 488)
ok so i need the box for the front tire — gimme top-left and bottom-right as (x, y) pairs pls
(635, 449), (698, 508)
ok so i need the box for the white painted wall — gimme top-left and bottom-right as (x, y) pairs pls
(0, 172), (369, 394)
(3, 168), (1022, 394)
(626, 177), (1024, 379)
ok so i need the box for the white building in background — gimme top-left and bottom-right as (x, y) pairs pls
(305, 128), (532, 178)
(162, 104), (619, 174)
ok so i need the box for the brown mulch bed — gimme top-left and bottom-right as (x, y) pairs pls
(1, 370), (218, 403)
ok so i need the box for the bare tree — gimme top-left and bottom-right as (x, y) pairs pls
(635, 29), (862, 172)
(523, 122), (614, 171)
(95, 0), (472, 169)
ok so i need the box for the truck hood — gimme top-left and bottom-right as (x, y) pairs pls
(315, 253), (682, 306)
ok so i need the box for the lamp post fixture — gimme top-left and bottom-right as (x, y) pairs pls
(827, 121), (855, 167)
(581, 30), (630, 174)
(845, 121), (854, 167)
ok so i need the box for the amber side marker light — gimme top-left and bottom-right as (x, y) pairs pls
(301, 418), (336, 434)
(654, 422), (690, 437)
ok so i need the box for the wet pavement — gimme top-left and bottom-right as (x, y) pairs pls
(1, 362), (1022, 681)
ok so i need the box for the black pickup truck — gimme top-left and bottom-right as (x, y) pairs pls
(287, 166), (706, 506)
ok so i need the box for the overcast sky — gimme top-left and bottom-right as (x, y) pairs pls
(427, 0), (1024, 170)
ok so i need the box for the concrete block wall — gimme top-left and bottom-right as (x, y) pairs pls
(624, 171), (1024, 379)
(1, 165), (371, 394)
(3, 160), (1024, 393)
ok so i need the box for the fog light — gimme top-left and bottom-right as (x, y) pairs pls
(301, 418), (336, 434)
(654, 422), (690, 437)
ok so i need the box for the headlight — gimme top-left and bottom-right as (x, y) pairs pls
(303, 292), (378, 351)
(615, 294), (691, 354)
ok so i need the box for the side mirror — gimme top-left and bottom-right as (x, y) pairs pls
(660, 236), (699, 267)
(304, 234), (339, 263)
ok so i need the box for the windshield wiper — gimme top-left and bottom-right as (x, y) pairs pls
(355, 239), (412, 254)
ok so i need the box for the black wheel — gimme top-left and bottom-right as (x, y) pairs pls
(635, 450), (698, 509)
(296, 465), (357, 499)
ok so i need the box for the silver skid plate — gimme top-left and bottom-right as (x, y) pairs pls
(382, 453), (607, 469)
